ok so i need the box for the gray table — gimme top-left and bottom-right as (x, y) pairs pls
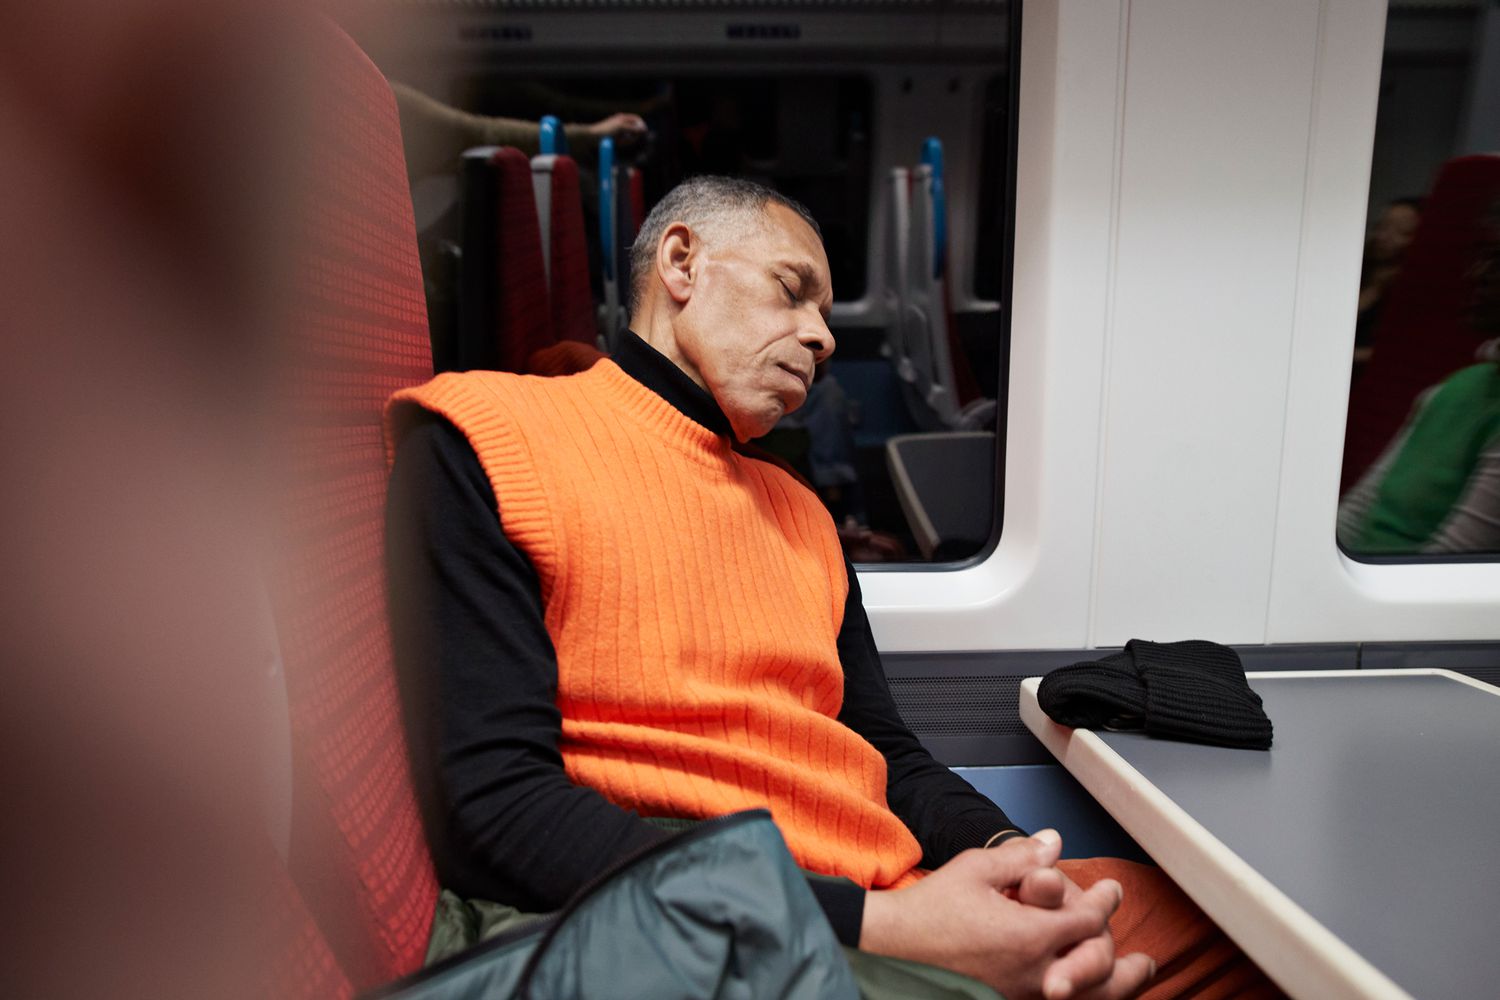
(1019, 669), (1500, 1000)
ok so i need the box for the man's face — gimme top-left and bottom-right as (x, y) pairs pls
(672, 202), (836, 441)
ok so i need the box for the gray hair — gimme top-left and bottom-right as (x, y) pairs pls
(628, 175), (821, 313)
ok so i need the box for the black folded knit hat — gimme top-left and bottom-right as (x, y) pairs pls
(1037, 639), (1273, 750)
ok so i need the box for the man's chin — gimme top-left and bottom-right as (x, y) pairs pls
(725, 385), (811, 440)
(731, 409), (786, 443)
(733, 422), (774, 443)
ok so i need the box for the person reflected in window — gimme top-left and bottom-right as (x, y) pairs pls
(390, 82), (646, 183)
(1339, 203), (1500, 555)
(1353, 197), (1422, 376)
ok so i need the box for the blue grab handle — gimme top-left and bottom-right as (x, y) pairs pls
(921, 136), (943, 170)
(923, 137), (946, 279)
(599, 137), (616, 281)
(539, 115), (566, 156)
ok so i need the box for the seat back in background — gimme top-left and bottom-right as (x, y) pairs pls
(620, 166), (644, 265)
(886, 431), (997, 560)
(904, 158), (958, 428)
(271, 17), (439, 991)
(884, 166), (914, 377)
(456, 146), (554, 373)
(531, 155), (556, 287)
(627, 166), (646, 240)
(532, 153), (598, 345)
(598, 138), (627, 348)
(893, 139), (991, 431)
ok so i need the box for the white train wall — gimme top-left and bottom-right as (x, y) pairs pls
(863, 0), (1500, 653)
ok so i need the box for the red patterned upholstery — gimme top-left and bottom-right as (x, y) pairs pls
(627, 166), (645, 240)
(1343, 155), (1500, 490)
(491, 146), (556, 371)
(271, 16), (439, 991)
(545, 156), (599, 345)
(268, 865), (356, 1000)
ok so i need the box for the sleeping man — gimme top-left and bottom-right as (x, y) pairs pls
(387, 175), (1278, 999)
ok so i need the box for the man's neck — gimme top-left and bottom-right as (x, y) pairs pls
(613, 330), (733, 438)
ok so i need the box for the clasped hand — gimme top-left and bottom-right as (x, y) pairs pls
(859, 831), (1155, 1000)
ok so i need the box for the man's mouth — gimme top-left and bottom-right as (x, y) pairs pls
(776, 362), (810, 390)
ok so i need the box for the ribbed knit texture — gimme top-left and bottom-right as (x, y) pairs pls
(1037, 640), (1273, 750)
(387, 361), (924, 889)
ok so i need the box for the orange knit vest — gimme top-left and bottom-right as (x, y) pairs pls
(386, 361), (922, 888)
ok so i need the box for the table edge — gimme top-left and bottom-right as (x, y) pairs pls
(1240, 667), (1499, 696)
(1018, 674), (1415, 1000)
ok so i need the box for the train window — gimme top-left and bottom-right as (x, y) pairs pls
(456, 74), (874, 301)
(1337, 1), (1500, 560)
(374, 0), (1018, 567)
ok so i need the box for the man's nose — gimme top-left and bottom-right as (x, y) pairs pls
(800, 315), (836, 362)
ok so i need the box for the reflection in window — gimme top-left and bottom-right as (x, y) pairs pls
(456, 74), (873, 302)
(1338, 2), (1500, 558)
(382, 8), (1017, 567)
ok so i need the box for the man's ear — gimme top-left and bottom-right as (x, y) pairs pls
(656, 222), (695, 306)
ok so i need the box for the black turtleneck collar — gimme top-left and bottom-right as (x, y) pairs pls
(612, 329), (734, 439)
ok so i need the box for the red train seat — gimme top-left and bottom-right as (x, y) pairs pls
(491, 146), (556, 370)
(269, 15), (440, 991)
(456, 146), (555, 373)
(628, 165), (646, 240)
(532, 153), (598, 345)
(269, 864), (356, 1000)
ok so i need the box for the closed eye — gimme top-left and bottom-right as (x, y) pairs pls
(777, 278), (798, 305)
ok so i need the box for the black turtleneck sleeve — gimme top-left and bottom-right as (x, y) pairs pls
(386, 414), (670, 913)
(833, 564), (1025, 867)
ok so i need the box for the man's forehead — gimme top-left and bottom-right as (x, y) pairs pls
(762, 202), (823, 249)
(761, 205), (831, 281)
